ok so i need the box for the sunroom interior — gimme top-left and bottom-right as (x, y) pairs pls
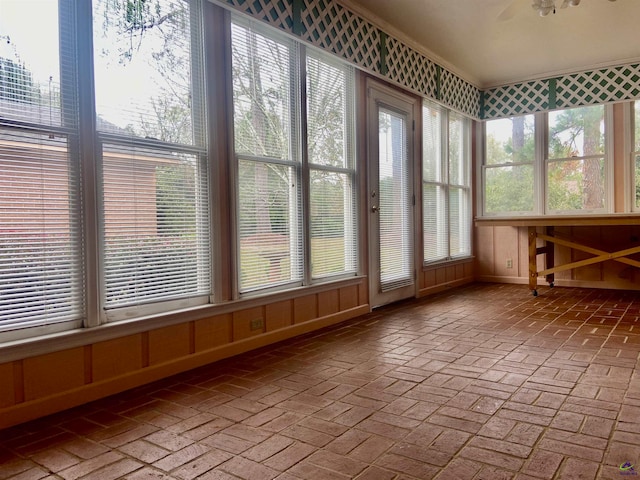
(1, 0), (640, 454)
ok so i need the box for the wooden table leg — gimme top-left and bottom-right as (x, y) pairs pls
(528, 226), (538, 296)
(545, 226), (555, 287)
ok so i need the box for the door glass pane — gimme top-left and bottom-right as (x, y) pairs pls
(378, 108), (412, 291)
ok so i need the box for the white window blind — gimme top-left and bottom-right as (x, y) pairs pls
(448, 113), (471, 258)
(231, 18), (303, 293)
(93, 0), (210, 317)
(0, 0), (83, 339)
(634, 102), (640, 211)
(306, 53), (356, 279)
(0, 130), (83, 337)
(422, 100), (471, 263)
(379, 108), (413, 291)
(422, 102), (447, 262)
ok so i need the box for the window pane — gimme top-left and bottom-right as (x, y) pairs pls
(238, 160), (302, 292)
(423, 183), (447, 262)
(307, 55), (352, 168)
(636, 155), (640, 209)
(548, 158), (604, 211)
(379, 109), (413, 290)
(422, 102), (443, 182)
(310, 170), (355, 278)
(635, 102), (640, 152)
(0, 130), (82, 333)
(102, 144), (210, 309)
(449, 113), (467, 186)
(449, 187), (470, 257)
(485, 115), (534, 165)
(484, 165), (534, 214)
(0, 0), (74, 128)
(93, 0), (201, 145)
(549, 105), (604, 158)
(231, 21), (297, 161)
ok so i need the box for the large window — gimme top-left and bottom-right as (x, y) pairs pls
(482, 105), (610, 216)
(632, 102), (640, 210)
(547, 105), (606, 213)
(93, 0), (210, 320)
(0, 0), (360, 343)
(0, 0), (83, 341)
(483, 115), (535, 215)
(231, 17), (357, 294)
(422, 100), (471, 264)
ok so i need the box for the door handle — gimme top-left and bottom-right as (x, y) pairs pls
(371, 205), (380, 213)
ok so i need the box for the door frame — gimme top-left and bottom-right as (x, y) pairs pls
(366, 78), (421, 308)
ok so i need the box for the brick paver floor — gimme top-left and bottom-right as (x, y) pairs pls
(1, 283), (640, 479)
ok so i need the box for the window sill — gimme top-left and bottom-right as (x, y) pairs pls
(423, 256), (474, 270)
(0, 275), (366, 363)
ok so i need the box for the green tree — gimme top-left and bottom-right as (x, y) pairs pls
(549, 106), (604, 210)
(484, 116), (535, 213)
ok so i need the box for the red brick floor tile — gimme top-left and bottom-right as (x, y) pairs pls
(57, 451), (125, 480)
(122, 467), (174, 479)
(5, 284), (640, 479)
(286, 461), (351, 480)
(353, 466), (397, 480)
(557, 457), (600, 480)
(152, 443), (210, 472)
(521, 449), (564, 479)
(375, 452), (440, 479)
(29, 448), (80, 473)
(262, 442), (317, 472)
(306, 449), (367, 476)
(171, 450), (233, 480)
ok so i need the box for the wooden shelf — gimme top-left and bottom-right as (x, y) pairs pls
(475, 216), (640, 296)
(475, 215), (640, 227)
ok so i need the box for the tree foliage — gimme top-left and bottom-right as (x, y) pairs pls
(485, 107), (605, 214)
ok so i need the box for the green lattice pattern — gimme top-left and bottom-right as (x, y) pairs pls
(441, 70), (481, 119)
(386, 36), (438, 100)
(556, 64), (640, 108)
(302, 0), (380, 73)
(484, 80), (549, 119)
(224, 0), (293, 32)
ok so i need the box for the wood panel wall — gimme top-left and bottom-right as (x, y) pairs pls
(0, 281), (369, 429)
(475, 225), (640, 290)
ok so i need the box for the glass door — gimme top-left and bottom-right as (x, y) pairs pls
(367, 81), (418, 307)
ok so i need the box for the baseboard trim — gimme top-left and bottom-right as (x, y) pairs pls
(418, 277), (474, 298)
(0, 305), (370, 429)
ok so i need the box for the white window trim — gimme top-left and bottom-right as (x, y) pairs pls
(480, 105), (614, 218)
(422, 100), (472, 265)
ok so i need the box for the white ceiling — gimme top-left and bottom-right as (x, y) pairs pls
(341, 0), (640, 88)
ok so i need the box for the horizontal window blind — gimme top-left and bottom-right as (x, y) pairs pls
(422, 101), (447, 262)
(0, 0), (83, 339)
(423, 183), (447, 262)
(449, 187), (470, 257)
(0, 129), (83, 334)
(232, 17), (303, 293)
(310, 170), (355, 277)
(423, 100), (471, 263)
(94, 0), (210, 316)
(101, 144), (210, 311)
(379, 108), (413, 292)
(307, 52), (356, 279)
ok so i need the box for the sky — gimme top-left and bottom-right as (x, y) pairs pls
(0, 0), (60, 84)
